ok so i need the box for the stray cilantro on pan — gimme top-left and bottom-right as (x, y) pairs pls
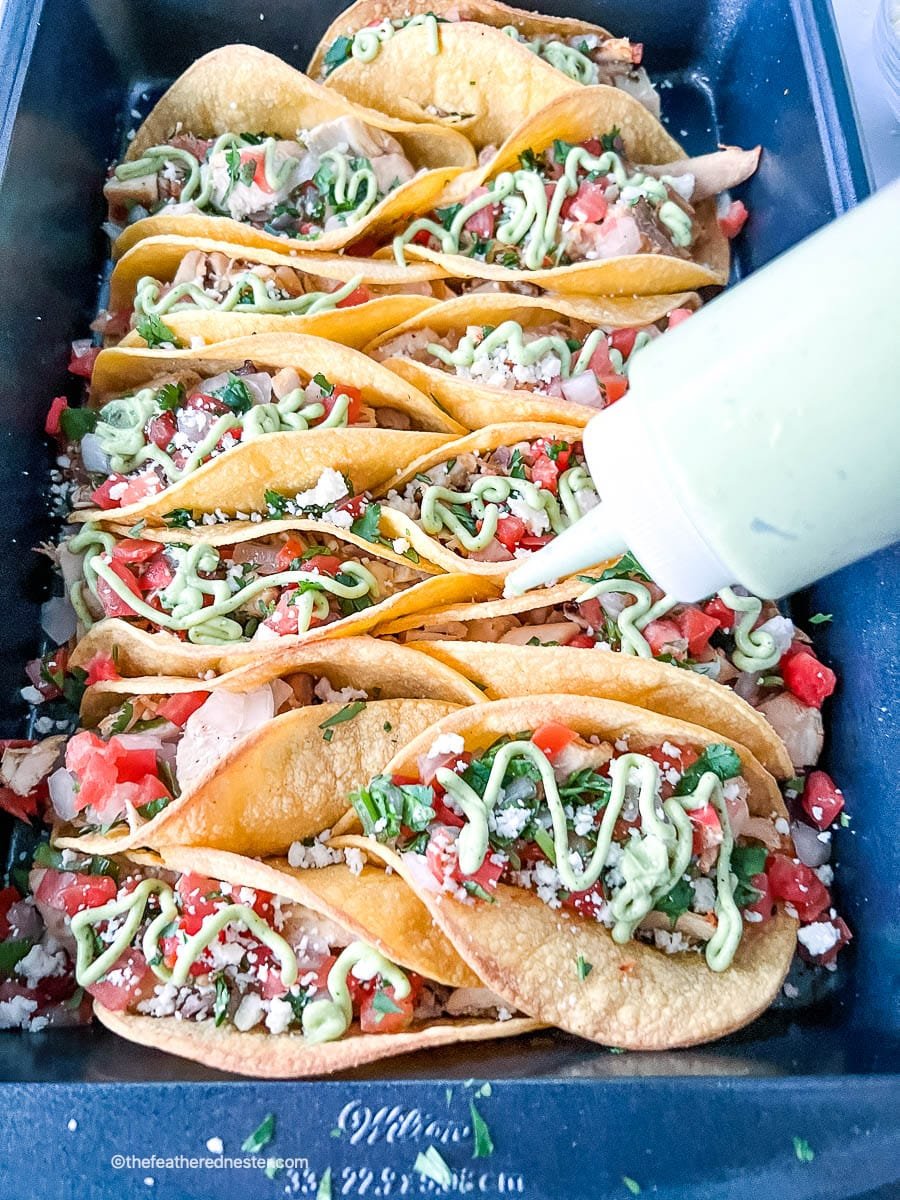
(469, 1100), (494, 1159)
(809, 612), (833, 624)
(414, 1146), (452, 1188)
(793, 1137), (815, 1163)
(622, 1177), (641, 1195)
(317, 1166), (333, 1199)
(241, 1112), (275, 1153)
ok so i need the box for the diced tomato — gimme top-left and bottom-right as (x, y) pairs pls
(643, 618), (687, 659)
(45, 396), (68, 437)
(35, 868), (117, 917)
(568, 180), (608, 223)
(111, 538), (161, 564)
(562, 884), (605, 920)
(674, 606), (720, 657)
(702, 595), (735, 633)
(68, 343), (100, 379)
(801, 770), (845, 830)
(156, 691), (208, 727)
(532, 439), (571, 471)
(765, 853), (830, 922)
(260, 961), (288, 1000)
(240, 148), (273, 193)
(411, 229), (433, 247)
(0, 886), (21, 940)
(187, 392), (230, 416)
(176, 873), (223, 935)
(83, 651), (121, 685)
(518, 534), (554, 550)
(109, 471), (163, 508)
(95, 557), (143, 618)
(90, 475), (129, 510)
(359, 982), (416, 1034)
(530, 453), (559, 493)
(531, 722), (577, 763)
(566, 634), (596, 649)
(323, 384), (362, 425)
(425, 826), (502, 894)
(301, 555), (342, 578)
(334, 493), (367, 520)
(249, 889), (274, 922)
(160, 933), (208, 976)
(781, 650), (836, 709)
(743, 872), (775, 922)
(432, 793), (466, 828)
(264, 591), (301, 636)
(0, 784), (39, 823)
(494, 514), (526, 553)
(140, 553), (175, 592)
(609, 328), (638, 359)
(719, 199), (749, 239)
(145, 410), (177, 450)
(108, 741), (158, 785)
(587, 336), (613, 378)
(312, 954), (338, 996)
(688, 803), (723, 857)
(463, 188), (495, 238)
(798, 915), (852, 966)
(602, 375), (629, 404)
(667, 307), (694, 329)
(645, 742), (699, 773)
(86, 948), (149, 1011)
(418, 750), (468, 788)
(460, 852), (504, 895)
(580, 138), (603, 156)
(274, 536), (307, 571)
(336, 285), (372, 308)
(576, 596), (604, 630)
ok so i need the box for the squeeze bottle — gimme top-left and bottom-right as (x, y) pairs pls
(504, 181), (900, 602)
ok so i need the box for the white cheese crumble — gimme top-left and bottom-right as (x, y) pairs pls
(425, 732), (465, 759)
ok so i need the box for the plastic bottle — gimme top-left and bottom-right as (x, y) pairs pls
(505, 180), (900, 602)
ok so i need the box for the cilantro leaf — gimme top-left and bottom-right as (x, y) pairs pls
(312, 372), (333, 395)
(599, 551), (650, 582)
(323, 35), (353, 72)
(163, 508), (193, 528)
(371, 988), (403, 1019)
(214, 975), (229, 1027)
(349, 774), (435, 842)
(212, 374), (252, 414)
(553, 138), (576, 164)
(518, 147), (538, 171)
(674, 744), (742, 795)
(654, 877), (693, 922)
(350, 502), (382, 543)
(435, 203), (462, 230)
(59, 406), (98, 441)
(135, 313), (181, 349)
(601, 127), (621, 152)
(156, 381), (184, 412)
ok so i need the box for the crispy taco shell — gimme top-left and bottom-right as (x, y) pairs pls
(311, 0), (650, 149)
(69, 517), (501, 677)
(56, 638), (477, 857)
(91, 847), (536, 1077)
(366, 291), (699, 428)
(113, 45), (475, 259)
(341, 694), (797, 1049)
(111, 235), (446, 350)
(374, 421), (591, 578)
(395, 86), (742, 293)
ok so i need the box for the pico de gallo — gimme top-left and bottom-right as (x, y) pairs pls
(62, 523), (427, 647)
(382, 437), (598, 562)
(20, 674), (374, 838)
(42, 858), (514, 1039)
(53, 363), (411, 517)
(394, 134), (756, 269)
(373, 309), (693, 409)
(104, 120), (419, 243)
(352, 723), (851, 970)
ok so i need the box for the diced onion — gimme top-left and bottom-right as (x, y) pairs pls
(561, 371), (605, 409)
(40, 595), (77, 646)
(48, 768), (81, 820)
(791, 817), (831, 867)
(79, 433), (110, 473)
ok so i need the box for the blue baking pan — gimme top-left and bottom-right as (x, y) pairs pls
(0, 1), (897, 1197)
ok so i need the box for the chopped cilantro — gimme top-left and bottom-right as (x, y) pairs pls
(435, 203), (462, 230)
(241, 1113), (275, 1153)
(212, 373), (253, 414)
(601, 127), (621, 152)
(463, 879), (496, 902)
(383, 721), (392, 732)
(533, 826), (557, 864)
(351, 502), (382, 543)
(0, 939), (33, 974)
(509, 448), (526, 478)
(264, 490), (288, 517)
(137, 795), (170, 820)
(58, 406), (97, 441)
(731, 844), (768, 907)
(404, 546), (420, 564)
(371, 988), (403, 1019)
(156, 381), (183, 412)
(674, 744), (742, 795)
(553, 138), (576, 163)
(469, 1100), (494, 1158)
(600, 550), (650, 581)
(316, 1167), (333, 1199)
(329, 1127), (342, 1139)
(654, 877), (693, 922)
(163, 508), (194, 528)
(323, 35), (353, 72)
(559, 768), (610, 806)
(622, 1177), (641, 1196)
(312, 372), (333, 395)
(839, 812), (851, 827)
(135, 313), (181, 349)
(576, 954), (593, 981)
(350, 774), (435, 841)
(322, 728), (335, 743)
(793, 1136), (814, 1163)
(318, 701), (366, 734)
(809, 612), (832, 625)
(518, 147), (538, 171)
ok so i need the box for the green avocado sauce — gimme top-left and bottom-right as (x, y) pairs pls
(134, 272), (365, 320)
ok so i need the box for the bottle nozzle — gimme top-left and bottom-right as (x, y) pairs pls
(503, 503), (627, 597)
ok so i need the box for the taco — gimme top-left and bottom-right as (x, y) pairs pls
(62, 518), (499, 678)
(35, 638), (479, 857)
(379, 557), (835, 776)
(58, 338), (455, 526)
(390, 86), (759, 294)
(345, 695), (799, 1048)
(31, 846), (535, 1077)
(106, 45), (475, 260)
(367, 291), (699, 427)
(311, 0), (657, 150)
(256, 422), (598, 578)
(96, 236), (447, 349)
